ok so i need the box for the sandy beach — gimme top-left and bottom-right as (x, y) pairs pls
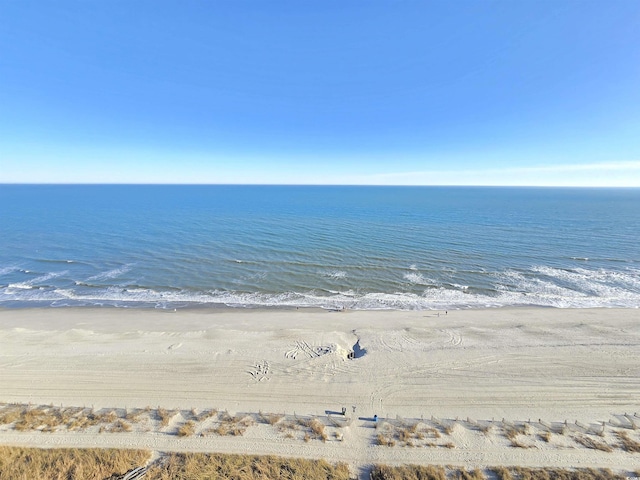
(1, 307), (639, 474)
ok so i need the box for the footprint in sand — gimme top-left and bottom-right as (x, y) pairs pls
(441, 330), (462, 346)
(247, 360), (270, 382)
(285, 340), (335, 360)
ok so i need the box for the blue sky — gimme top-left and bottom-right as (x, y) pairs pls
(1, 1), (639, 186)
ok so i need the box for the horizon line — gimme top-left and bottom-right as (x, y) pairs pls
(1, 182), (639, 188)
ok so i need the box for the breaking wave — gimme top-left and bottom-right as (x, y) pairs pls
(1, 264), (638, 310)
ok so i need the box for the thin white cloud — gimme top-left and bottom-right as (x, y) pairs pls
(365, 160), (640, 186)
(503, 161), (640, 174)
(371, 160), (640, 179)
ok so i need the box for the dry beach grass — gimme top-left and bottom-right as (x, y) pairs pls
(0, 446), (150, 480)
(0, 447), (636, 480)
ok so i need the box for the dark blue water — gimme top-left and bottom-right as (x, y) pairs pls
(1, 185), (639, 309)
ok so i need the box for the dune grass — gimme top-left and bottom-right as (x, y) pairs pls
(573, 435), (613, 452)
(538, 431), (552, 442)
(258, 411), (284, 425)
(0, 403), (150, 435)
(374, 420), (445, 448)
(144, 452), (350, 480)
(204, 411), (255, 437)
(372, 465), (626, 480)
(274, 415), (330, 442)
(0, 446), (150, 480)
(0, 447), (632, 480)
(125, 406), (151, 422)
(177, 420), (196, 437)
(0, 448), (350, 480)
(494, 467), (624, 480)
(616, 430), (640, 453)
(193, 408), (218, 422)
(107, 419), (133, 433)
(156, 407), (177, 427)
(371, 464), (447, 480)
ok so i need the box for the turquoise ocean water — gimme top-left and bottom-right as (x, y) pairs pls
(1, 185), (639, 310)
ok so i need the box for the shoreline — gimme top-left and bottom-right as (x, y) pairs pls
(1, 307), (639, 471)
(2, 302), (638, 312)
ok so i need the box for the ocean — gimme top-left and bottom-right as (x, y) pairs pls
(1, 185), (639, 310)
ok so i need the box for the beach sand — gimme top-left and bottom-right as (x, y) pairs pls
(1, 307), (639, 473)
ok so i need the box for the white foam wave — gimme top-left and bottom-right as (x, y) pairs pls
(1, 265), (639, 310)
(531, 265), (640, 297)
(7, 283), (33, 290)
(0, 270), (68, 295)
(246, 271), (267, 280)
(404, 272), (425, 284)
(86, 265), (132, 282)
(0, 266), (19, 277)
(491, 266), (640, 308)
(403, 272), (437, 286)
(6, 271), (68, 290)
(2, 283), (640, 309)
(575, 267), (640, 289)
(497, 269), (586, 298)
(322, 270), (347, 279)
(34, 271), (68, 283)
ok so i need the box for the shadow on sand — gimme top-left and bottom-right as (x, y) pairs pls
(351, 339), (366, 358)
